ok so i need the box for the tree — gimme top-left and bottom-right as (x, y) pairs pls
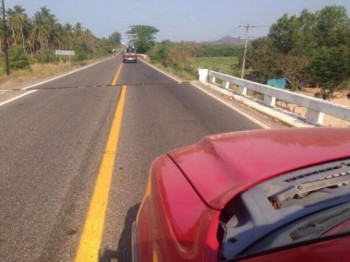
(314, 6), (350, 48)
(249, 5), (350, 97)
(6, 5), (28, 49)
(109, 32), (121, 47)
(62, 23), (74, 49)
(31, 7), (56, 50)
(126, 25), (159, 53)
(269, 14), (299, 54)
(73, 22), (85, 45)
(6, 8), (18, 45)
(275, 54), (308, 90)
(84, 29), (97, 53)
(293, 9), (317, 56)
(246, 37), (279, 82)
(305, 45), (350, 100)
(0, 4), (120, 68)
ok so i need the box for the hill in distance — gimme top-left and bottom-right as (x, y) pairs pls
(203, 35), (246, 44)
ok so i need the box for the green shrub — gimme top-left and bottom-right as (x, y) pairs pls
(196, 44), (243, 57)
(8, 45), (30, 69)
(190, 56), (240, 76)
(35, 49), (58, 64)
(0, 66), (5, 75)
(149, 41), (198, 70)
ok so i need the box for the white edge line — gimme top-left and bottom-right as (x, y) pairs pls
(0, 56), (116, 107)
(0, 90), (38, 107)
(139, 59), (181, 82)
(191, 83), (271, 129)
(140, 59), (270, 129)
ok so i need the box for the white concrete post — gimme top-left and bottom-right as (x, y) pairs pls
(198, 69), (209, 83)
(238, 85), (247, 96)
(222, 81), (229, 89)
(263, 95), (276, 107)
(305, 109), (324, 125)
(209, 76), (216, 84)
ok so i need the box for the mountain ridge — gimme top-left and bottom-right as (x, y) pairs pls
(203, 35), (246, 44)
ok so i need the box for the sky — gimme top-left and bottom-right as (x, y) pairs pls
(5, 0), (350, 43)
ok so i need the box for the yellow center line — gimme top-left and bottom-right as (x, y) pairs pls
(75, 64), (126, 262)
(111, 63), (123, 86)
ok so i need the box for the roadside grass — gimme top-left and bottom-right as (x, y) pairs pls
(145, 56), (241, 81)
(0, 60), (94, 87)
(143, 58), (197, 80)
(0, 63), (76, 86)
(190, 56), (240, 76)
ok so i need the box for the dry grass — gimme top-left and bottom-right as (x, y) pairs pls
(0, 62), (77, 87)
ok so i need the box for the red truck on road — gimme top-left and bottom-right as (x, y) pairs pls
(122, 46), (137, 63)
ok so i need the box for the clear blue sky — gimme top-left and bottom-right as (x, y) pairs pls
(6, 0), (350, 42)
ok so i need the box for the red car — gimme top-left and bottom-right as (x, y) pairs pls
(132, 128), (350, 261)
(123, 46), (137, 63)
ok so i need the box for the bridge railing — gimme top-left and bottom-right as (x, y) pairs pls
(198, 69), (350, 125)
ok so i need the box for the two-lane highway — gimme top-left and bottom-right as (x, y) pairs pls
(0, 56), (262, 261)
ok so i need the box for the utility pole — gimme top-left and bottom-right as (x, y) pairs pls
(1, 0), (9, 75)
(240, 24), (249, 79)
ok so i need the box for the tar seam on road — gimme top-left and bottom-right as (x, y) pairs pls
(0, 81), (187, 92)
(75, 64), (126, 262)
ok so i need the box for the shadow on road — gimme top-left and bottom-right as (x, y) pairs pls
(99, 203), (140, 262)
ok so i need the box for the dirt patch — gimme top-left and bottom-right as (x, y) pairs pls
(299, 87), (350, 105)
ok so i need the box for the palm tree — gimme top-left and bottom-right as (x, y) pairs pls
(53, 23), (65, 50)
(1, 5), (107, 60)
(85, 29), (97, 53)
(6, 8), (17, 45)
(13, 5), (29, 49)
(6, 5), (30, 50)
(73, 22), (85, 46)
(31, 7), (56, 50)
(63, 23), (74, 49)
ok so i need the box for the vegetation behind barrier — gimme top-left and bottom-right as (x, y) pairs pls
(148, 5), (350, 100)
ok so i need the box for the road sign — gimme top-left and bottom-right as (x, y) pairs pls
(55, 50), (75, 56)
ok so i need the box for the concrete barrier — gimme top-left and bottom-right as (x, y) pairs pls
(198, 69), (350, 125)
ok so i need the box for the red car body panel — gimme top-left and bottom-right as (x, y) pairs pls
(134, 128), (350, 262)
(135, 154), (219, 261)
(168, 128), (350, 209)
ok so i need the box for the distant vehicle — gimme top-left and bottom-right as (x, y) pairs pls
(123, 46), (137, 63)
(132, 128), (350, 262)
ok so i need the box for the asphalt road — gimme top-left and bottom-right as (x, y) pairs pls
(0, 56), (262, 261)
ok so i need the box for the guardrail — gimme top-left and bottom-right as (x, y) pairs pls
(198, 69), (350, 125)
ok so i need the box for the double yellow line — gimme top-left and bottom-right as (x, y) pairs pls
(75, 63), (126, 261)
